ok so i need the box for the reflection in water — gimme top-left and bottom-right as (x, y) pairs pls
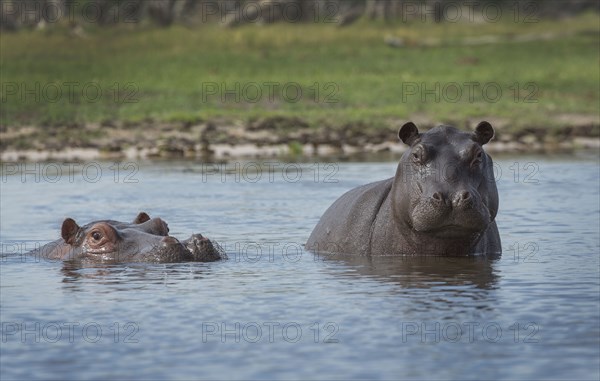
(60, 260), (214, 289)
(320, 254), (501, 290)
(317, 253), (503, 316)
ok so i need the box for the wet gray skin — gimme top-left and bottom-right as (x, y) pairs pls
(306, 121), (502, 256)
(28, 212), (225, 263)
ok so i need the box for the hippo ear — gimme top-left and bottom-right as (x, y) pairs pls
(474, 121), (494, 145)
(398, 122), (420, 146)
(61, 218), (80, 245)
(133, 212), (150, 224)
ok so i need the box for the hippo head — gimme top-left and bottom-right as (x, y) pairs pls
(99, 212), (171, 236)
(50, 213), (224, 263)
(392, 121), (498, 244)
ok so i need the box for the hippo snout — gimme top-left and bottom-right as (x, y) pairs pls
(139, 233), (226, 263)
(429, 190), (473, 209)
(183, 234), (226, 262)
(411, 186), (489, 236)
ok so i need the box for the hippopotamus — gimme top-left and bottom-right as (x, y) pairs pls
(27, 212), (226, 263)
(306, 122), (502, 256)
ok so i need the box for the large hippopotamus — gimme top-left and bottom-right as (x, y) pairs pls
(28, 212), (225, 263)
(306, 122), (501, 256)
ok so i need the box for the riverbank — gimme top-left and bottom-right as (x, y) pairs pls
(1, 14), (598, 161)
(1, 115), (598, 162)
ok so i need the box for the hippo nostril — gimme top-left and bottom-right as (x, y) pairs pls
(432, 192), (443, 202)
(161, 236), (179, 246)
(452, 191), (472, 208)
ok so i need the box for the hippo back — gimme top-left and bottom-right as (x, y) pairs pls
(306, 178), (393, 255)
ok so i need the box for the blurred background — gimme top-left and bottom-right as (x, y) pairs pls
(0, 0), (598, 159)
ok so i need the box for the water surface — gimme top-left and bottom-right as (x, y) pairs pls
(1, 155), (599, 380)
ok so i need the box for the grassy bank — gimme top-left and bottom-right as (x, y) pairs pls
(1, 14), (599, 151)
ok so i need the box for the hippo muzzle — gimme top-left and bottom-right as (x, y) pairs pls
(410, 186), (492, 239)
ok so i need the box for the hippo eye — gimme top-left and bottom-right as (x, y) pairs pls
(411, 146), (426, 164)
(91, 231), (102, 241)
(471, 150), (483, 167)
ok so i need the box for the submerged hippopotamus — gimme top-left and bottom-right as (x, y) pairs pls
(306, 122), (502, 256)
(28, 212), (226, 263)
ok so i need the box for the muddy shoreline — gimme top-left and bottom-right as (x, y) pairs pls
(1, 117), (598, 162)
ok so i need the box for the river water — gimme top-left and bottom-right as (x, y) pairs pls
(1, 154), (599, 380)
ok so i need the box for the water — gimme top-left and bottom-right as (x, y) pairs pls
(1, 155), (599, 380)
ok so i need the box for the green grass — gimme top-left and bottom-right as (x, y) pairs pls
(1, 13), (598, 131)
